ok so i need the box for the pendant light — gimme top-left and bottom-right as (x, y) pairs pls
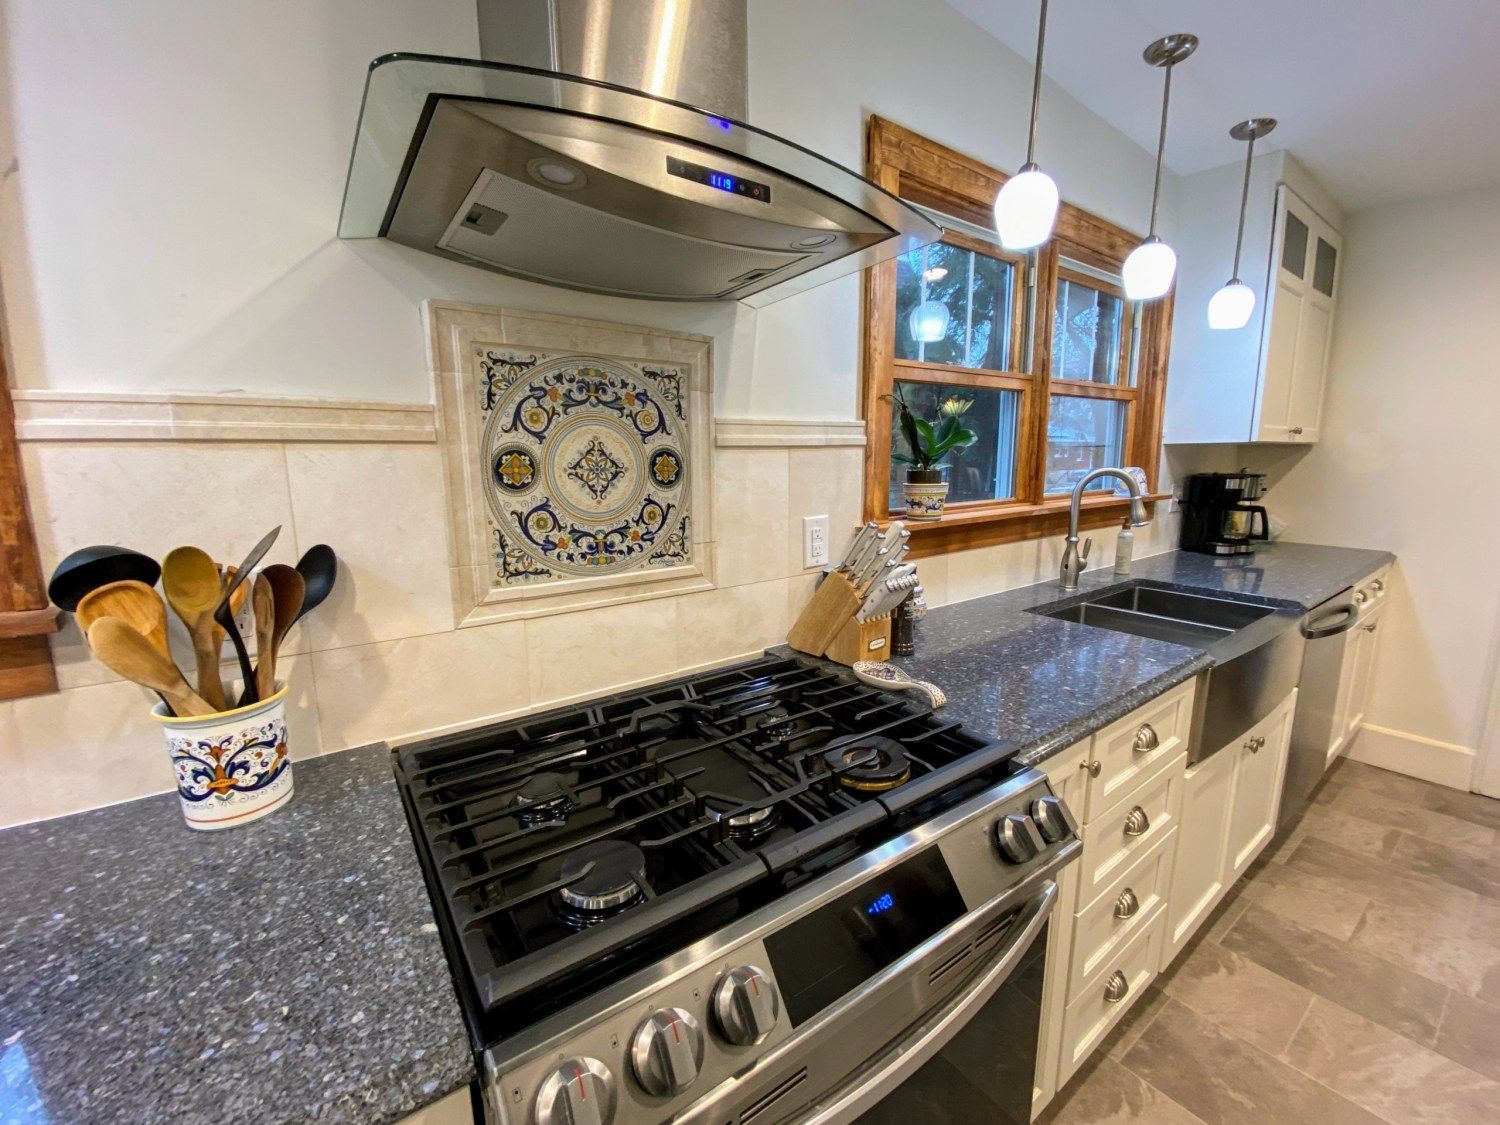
(993, 0), (1060, 249)
(1208, 117), (1277, 329)
(1122, 34), (1198, 301)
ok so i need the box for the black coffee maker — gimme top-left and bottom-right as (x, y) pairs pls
(1180, 472), (1270, 556)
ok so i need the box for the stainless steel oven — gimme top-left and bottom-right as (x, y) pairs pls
(483, 769), (1079, 1125)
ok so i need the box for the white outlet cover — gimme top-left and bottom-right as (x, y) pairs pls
(803, 514), (830, 568)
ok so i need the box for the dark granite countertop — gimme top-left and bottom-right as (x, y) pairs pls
(0, 543), (1388, 1124)
(888, 541), (1393, 767)
(0, 743), (474, 1124)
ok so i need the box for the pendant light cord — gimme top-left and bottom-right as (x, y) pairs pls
(1025, 0), (1049, 165)
(1231, 132), (1257, 278)
(1148, 64), (1172, 237)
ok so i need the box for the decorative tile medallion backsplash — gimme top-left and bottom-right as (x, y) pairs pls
(477, 349), (692, 583)
(428, 302), (713, 628)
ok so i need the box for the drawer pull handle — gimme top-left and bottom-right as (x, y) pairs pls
(1123, 807), (1150, 837)
(1103, 971), (1130, 1003)
(1133, 724), (1159, 753)
(1114, 888), (1140, 920)
(1080, 759), (1101, 778)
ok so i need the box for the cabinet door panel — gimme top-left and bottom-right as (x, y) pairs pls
(1227, 692), (1297, 879)
(1163, 746), (1235, 965)
(1288, 297), (1332, 440)
(1257, 277), (1302, 440)
(1345, 607), (1384, 744)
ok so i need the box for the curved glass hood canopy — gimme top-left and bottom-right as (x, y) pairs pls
(337, 54), (940, 307)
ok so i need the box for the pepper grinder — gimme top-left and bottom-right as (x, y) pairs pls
(891, 585), (926, 657)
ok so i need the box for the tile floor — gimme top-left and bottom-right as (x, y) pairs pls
(1039, 757), (1500, 1125)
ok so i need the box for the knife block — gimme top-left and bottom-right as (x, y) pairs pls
(786, 573), (891, 666)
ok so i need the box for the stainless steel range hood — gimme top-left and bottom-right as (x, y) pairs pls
(337, 1), (938, 306)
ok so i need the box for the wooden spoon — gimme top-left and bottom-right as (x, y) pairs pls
(256, 564), (305, 700)
(161, 546), (228, 712)
(74, 580), (171, 659)
(250, 573), (276, 702)
(87, 617), (213, 717)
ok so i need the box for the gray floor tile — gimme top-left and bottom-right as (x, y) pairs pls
(1157, 938), (1315, 1054)
(1419, 784), (1500, 832)
(1387, 831), (1500, 899)
(1039, 1053), (1203, 1125)
(1434, 991), (1500, 1083)
(1283, 995), (1500, 1124)
(1284, 837), (1478, 920)
(1099, 983), (1170, 1062)
(1328, 759), (1449, 804)
(1219, 902), (1450, 1045)
(1235, 858), (1373, 940)
(1122, 997), (1382, 1125)
(1350, 900), (1500, 1001)
(1321, 784), (1497, 853)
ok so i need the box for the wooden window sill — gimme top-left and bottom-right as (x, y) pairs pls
(883, 493), (1171, 558)
(0, 606), (61, 639)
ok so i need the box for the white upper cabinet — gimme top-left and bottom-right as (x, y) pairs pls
(1164, 151), (1345, 445)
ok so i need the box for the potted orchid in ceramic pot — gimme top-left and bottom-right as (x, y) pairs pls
(886, 387), (978, 520)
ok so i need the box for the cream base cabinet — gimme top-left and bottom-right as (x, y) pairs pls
(1163, 689), (1297, 966)
(1032, 739), (1087, 1118)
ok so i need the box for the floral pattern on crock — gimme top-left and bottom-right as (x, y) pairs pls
(169, 719), (289, 804)
(476, 349), (692, 582)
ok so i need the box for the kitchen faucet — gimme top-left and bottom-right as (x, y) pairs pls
(1059, 468), (1151, 591)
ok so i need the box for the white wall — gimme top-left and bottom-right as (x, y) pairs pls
(1263, 186), (1500, 774)
(1, 0), (1174, 417)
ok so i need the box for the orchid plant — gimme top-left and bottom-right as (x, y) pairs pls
(885, 387), (978, 471)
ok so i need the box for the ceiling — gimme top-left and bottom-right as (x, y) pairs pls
(945, 0), (1500, 211)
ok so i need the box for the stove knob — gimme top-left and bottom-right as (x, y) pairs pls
(712, 964), (780, 1046)
(630, 1006), (705, 1097)
(1032, 795), (1077, 843)
(996, 812), (1045, 864)
(534, 1057), (615, 1125)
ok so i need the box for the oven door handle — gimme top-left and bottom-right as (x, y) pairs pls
(800, 880), (1058, 1124)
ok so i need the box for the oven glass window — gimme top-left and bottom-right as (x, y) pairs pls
(763, 848), (966, 1026)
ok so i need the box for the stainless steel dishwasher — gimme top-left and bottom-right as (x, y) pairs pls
(1279, 586), (1368, 835)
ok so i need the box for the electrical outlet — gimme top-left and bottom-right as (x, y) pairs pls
(803, 515), (830, 568)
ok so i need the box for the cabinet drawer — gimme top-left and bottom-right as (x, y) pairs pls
(1069, 827), (1176, 996)
(1084, 681), (1194, 821)
(1077, 753), (1185, 905)
(1058, 903), (1166, 1087)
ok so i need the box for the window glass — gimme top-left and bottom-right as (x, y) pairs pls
(1045, 396), (1127, 494)
(887, 381), (1021, 511)
(894, 243), (1014, 370)
(1313, 238), (1337, 297)
(1281, 210), (1309, 278)
(1053, 277), (1125, 384)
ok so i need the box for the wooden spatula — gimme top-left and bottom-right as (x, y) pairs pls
(87, 616), (213, 717)
(75, 580), (171, 659)
(256, 564), (305, 700)
(161, 546), (228, 712)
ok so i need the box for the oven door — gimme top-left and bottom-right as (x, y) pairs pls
(801, 881), (1055, 1125)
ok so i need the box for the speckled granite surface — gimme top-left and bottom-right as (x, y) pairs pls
(0, 743), (474, 1125)
(0, 543), (1389, 1124)
(887, 542), (1393, 767)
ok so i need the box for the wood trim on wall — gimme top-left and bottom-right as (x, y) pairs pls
(0, 318), (59, 700)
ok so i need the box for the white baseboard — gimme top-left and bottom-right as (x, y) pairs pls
(1345, 723), (1477, 792)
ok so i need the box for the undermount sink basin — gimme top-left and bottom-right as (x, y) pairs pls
(1034, 583), (1279, 650)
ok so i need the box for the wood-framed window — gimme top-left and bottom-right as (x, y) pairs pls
(863, 117), (1173, 557)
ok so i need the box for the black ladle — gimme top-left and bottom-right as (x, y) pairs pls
(291, 544), (338, 627)
(216, 526), (280, 708)
(48, 546), (161, 613)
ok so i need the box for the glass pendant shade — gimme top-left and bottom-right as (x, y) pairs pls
(909, 299), (950, 343)
(1122, 237), (1177, 300)
(1207, 280), (1256, 329)
(994, 165), (1060, 250)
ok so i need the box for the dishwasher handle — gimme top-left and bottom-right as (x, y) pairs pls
(1302, 604), (1359, 640)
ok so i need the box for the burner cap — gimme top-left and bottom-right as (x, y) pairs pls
(557, 840), (647, 915)
(709, 801), (781, 842)
(824, 736), (911, 792)
(510, 772), (574, 826)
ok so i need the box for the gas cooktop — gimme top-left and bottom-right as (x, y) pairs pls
(393, 653), (1021, 1041)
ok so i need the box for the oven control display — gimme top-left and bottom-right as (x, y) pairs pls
(666, 156), (772, 202)
(763, 848), (965, 1026)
